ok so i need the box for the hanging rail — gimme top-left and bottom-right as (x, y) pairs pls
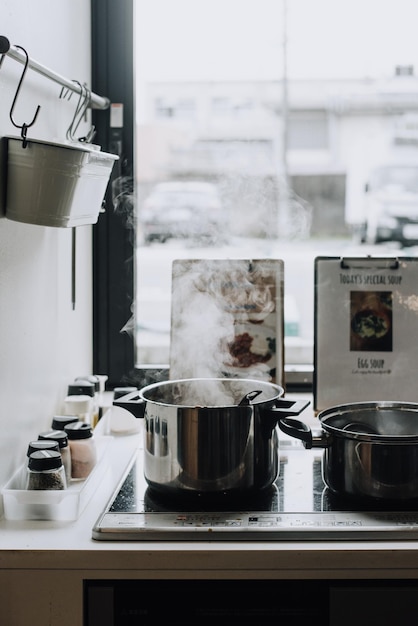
(0, 35), (110, 110)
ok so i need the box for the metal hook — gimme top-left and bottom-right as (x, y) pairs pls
(9, 45), (41, 148)
(65, 81), (95, 143)
(73, 84), (91, 137)
(66, 80), (86, 142)
(77, 86), (96, 143)
(59, 85), (73, 101)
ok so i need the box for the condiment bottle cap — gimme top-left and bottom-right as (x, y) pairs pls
(67, 382), (95, 397)
(28, 450), (62, 471)
(39, 430), (68, 448)
(64, 421), (93, 439)
(75, 375), (100, 392)
(51, 415), (78, 429)
(27, 439), (59, 457)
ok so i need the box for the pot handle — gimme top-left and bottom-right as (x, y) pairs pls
(279, 417), (312, 449)
(113, 391), (146, 418)
(261, 398), (310, 437)
(269, 398), (310, 417)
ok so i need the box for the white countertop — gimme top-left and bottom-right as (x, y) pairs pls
(1, 402), (418, 579)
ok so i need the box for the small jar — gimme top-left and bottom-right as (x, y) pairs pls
(51, 415), (79, 430)
(63, 395), (93, 424)
(75, 376), (101, 427)
(64, 421), (97, 480)
(26, 450), (67, 490)
(38, 430), (71, 484)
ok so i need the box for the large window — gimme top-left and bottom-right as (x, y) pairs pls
(92, 0), (418, 388)
(133, 0), (418, 387)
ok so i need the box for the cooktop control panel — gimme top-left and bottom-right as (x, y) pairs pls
(93, 446), (418, 541)
(93, 509), (418, 541)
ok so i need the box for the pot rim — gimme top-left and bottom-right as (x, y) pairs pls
(318, 400), (418, 443)
(138, 377), (284, 409)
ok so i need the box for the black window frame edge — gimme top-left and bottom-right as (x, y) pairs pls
(91, 0), (136, 388)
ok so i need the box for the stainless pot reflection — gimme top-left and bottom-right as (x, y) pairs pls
(117, 378), (309, 498)
(279, 401), (418, 501)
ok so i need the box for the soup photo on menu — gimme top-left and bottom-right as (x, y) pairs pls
(350, 290), (393, 352)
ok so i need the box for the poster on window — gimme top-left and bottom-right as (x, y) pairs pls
(314, 256), (418, 412)
(170, 259), (284, 386)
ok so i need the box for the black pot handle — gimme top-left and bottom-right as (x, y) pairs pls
(268, 398), (310, 417)
(279, 417), (313, 449)
(113, 391), (146, 418)
(261, 398), (310, 437)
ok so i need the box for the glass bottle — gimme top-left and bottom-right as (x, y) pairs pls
(75, 375), (101, 427)
(26, 450), (67, 490)
(66, 380), (95, 423)
(63, 395), (93, 424)
(64, 421), (97, 480)
(38, 429), (71, 484)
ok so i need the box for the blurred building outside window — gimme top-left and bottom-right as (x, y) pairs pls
(134, 0), (418, 380)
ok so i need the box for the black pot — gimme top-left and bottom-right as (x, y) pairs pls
(279, 401), (418, 501)
(114, 377), (309, 498)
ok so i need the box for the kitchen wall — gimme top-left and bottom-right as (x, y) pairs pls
(0, 1), (99, 498)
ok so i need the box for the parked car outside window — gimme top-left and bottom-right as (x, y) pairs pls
(139, 181), (226, 244)
(363, 163), (418, 246)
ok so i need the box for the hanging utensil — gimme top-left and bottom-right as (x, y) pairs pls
(65, 81), (95, 143)
(8, 45), (41, 147)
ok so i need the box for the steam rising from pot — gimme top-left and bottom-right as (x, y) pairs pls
(169, 259), (282, 406)
(169, 260), (236, 382)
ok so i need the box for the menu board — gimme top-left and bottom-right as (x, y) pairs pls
(170, 259), (284, 386)
(314, 256), (418, 412)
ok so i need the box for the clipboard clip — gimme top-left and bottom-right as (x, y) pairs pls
(340, 257), (399, 270)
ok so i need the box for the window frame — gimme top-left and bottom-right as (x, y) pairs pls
(91, 0), (135, 388)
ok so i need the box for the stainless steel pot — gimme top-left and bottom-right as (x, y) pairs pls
(279, 401), (418, 501)
(115, 378), (309, 498)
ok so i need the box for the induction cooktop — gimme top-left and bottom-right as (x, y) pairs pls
(92, 437), (418, 541)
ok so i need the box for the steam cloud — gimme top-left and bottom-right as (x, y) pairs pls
(169, 260), (236, 382)
(169, 258), (281, 397)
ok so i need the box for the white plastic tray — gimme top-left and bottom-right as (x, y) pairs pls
(1, 436), (112, 521)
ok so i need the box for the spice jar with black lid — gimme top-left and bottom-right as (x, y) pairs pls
(26, 450), (67, 491)
(51, 415), (78, 430)
(64, 421), (97, 480)
(38, 430), (71, 484)
(63, 395), (93, 424)
(66, 380), (95, 424)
